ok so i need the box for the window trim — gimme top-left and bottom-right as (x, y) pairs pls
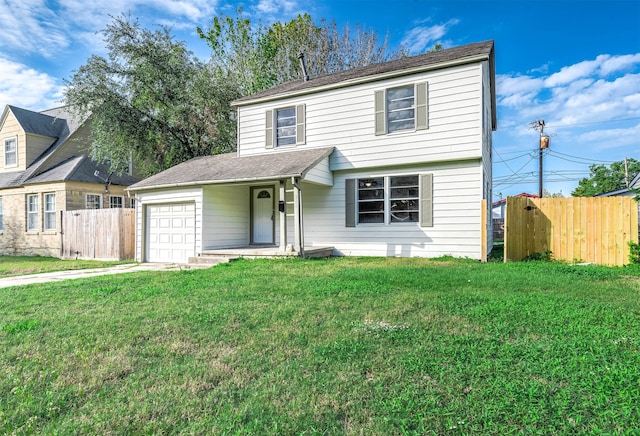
(4, 136), (18, 168)
(374, 82), (428, 135)
(44, 193), (56, 231)
(26, 194), (39, 232)
(346, 173), (432, 227)
(109, 195), (124, 208)
(85, 194), (102, 209)
(265, 104), (305, 149)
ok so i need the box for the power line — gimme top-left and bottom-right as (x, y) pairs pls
(546, 149), (618, 164)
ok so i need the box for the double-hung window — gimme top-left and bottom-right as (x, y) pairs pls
(109, 196), (123, 208)
(86, 194), (102, 209)
(375, 83), (428, 135)
(346, 174), (432, 227)
(44, 193), (56, 231)
(265, 105), (305, 148)
(27, 194), (38, 231)
(4, 137), (17, 167)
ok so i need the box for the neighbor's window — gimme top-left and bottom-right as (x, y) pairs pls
(44, 193), (56, 231)
(386, 85), (415, 133)
(86, 194), (102, 209)
(276, 107), (297, 146)
(4, 137), (17, 167)
(109, 196), (123, 208)
(27, 194), (38, 231)
(0, 197), (3, 231)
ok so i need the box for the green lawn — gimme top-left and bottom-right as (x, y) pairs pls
(0, 256), (133, 278)
(1, 257), (639, 434)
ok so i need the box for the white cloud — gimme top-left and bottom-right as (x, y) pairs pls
(400, 19), (459, 54)
(544, 56), (605, 87)
(576, 122), (640, 149)
(0, 57), (64, 110)
(0, 0), (70, 57)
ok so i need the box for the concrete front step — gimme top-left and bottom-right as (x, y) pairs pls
(187, 256), (236, 266)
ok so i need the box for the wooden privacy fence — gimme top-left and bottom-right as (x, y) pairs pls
(505, 196), (638, 266)
(61, 209), (135, 260)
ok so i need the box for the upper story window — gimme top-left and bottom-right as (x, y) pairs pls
(44, 193), (56, 231)
(27, 194), (38, 231)
(4, 137), (18, 168)
(375, 83), (428, 135)
(86, 194), (102, 209)
(265, 105), (305, 149)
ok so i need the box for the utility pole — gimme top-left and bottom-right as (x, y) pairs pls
(624, 157), (629, 187)
(531, 120), (549, 198)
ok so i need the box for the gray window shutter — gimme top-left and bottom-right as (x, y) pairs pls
(345, 179), (356, 227)
(416, 82), (428, 130)
(296, 104), (305, 145)
(265, 110), (273, 149)
(374, 90), (386, 135)
(420, 173), (433, 227)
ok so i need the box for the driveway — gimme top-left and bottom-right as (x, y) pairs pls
(0, 263), (192, 289)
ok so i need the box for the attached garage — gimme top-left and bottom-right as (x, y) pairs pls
(145, 203), (196, 263)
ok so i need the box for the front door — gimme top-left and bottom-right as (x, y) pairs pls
(252, 187), (274, 244)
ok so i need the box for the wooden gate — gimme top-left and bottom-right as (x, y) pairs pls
(505, 196), (638, 266)
(61, 209), (135, 260)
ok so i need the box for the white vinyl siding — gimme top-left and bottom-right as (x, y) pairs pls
(239, 63), (484, 171)
(44, 193), (56, 231)
(201, 185), (250, 249)
(27, 194), (38, 231)
(86, 194), (102, 209)
(4, 136), (17, 168)
(0, 197), (3, 231)
(302, 161), (484, 259)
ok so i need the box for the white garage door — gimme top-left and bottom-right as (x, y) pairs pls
(146, 203), (196, 263)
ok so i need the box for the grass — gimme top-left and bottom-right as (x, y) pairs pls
(1, 257), (639, 434)
(0, 256), (133, 278)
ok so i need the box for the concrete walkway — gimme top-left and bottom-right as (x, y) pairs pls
(0, 263), (196, 289)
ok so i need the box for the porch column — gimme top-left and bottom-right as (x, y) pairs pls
(292, 177), (304, 257)
(279, 179), (287, 251)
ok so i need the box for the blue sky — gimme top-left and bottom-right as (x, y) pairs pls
(1, 0), (639, 199)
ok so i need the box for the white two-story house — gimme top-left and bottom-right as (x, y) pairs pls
(127, 40), (496, 263)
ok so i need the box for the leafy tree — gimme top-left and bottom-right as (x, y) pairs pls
(198, 8), (407, 95)
(64, 15), (239, 177)
(543, 189), (564, 198)
(572, 159), (640, 197)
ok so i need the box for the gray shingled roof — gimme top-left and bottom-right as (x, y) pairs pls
(9, 105), (68, 138)
(1, 105), (139, 189)
(233, 40), (495, 105)
(27, 155), (138, 186)
(128, 147), (334, 191)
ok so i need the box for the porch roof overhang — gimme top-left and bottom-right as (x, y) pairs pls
(127, 147), (334, 192)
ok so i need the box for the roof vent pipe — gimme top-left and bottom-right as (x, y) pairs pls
(298, 52), (309, 82)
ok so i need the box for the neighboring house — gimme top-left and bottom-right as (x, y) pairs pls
(596, 173), (640, 197)
(0, 105), (138, 256)
(491, 192), (538, 219)
(128, 40), (496, 263)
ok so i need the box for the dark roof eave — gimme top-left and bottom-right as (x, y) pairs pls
(127, 173), (305, 192)
(233, 51), (494, 107)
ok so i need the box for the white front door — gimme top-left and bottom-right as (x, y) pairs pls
(252, 187), (274, 244)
